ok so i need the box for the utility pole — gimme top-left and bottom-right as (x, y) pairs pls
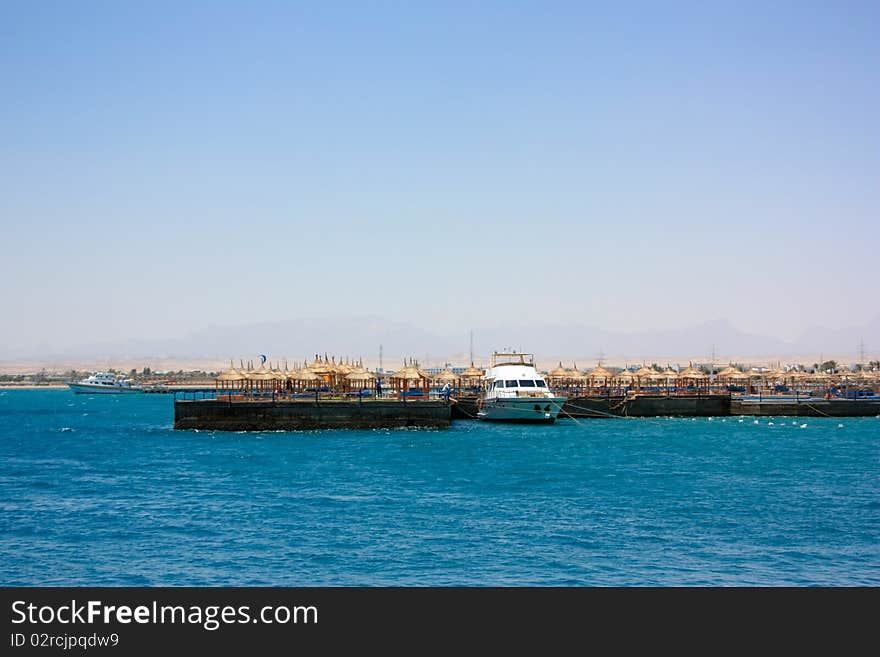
(379, 344), (383, 373)
(858, 339), (866, 369)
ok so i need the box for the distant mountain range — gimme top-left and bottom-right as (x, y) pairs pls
(5, 314), (878, 366)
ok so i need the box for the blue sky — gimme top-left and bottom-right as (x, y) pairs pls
(1, 1), (878, 354)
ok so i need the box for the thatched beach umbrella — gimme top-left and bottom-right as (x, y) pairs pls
(647, 367), (679, 393)
(460, 363), (484, 389)
(717, 365), (742, 379)
(547, 362), (569, 386)
(630, 365), (654, 390)
(215, 360), (246, 394)
(677, 365), (705, 379)
(566, 367), (586, 384)
(290, 365), (320, 391)
(345, 369), (376, 393)
(246, 361), (278, 393)
(309, 355), (333, 376)
(432, 369), (460, 389)
(762, 368), (787, 381)
(587, 365), (612, 388)
(677, 364), (707, 392)
(390, 362), (430, 395)
(587, 365), (611, 379)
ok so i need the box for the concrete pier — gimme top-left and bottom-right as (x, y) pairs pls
(174, 398), (451, 431)
(731, 398), (880, 417)
(563, 394), (731, 418)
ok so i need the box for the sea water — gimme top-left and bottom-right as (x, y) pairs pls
(1, 390), (877, 585)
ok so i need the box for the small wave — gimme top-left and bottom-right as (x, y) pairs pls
(800, 424), (808, 429)
(59, 427), (74, 432)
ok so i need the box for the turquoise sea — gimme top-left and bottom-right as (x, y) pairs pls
(1, 389), (877, 585)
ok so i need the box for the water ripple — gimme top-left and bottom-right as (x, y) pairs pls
(0, 391), (878, 585)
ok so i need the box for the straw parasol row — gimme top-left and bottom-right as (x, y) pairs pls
(216, 355), (880, 396)
(214, 355), (372, 393)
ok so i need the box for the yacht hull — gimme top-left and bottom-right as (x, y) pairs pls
(67, 383), (143, 394)
(476, 397), (567, 423)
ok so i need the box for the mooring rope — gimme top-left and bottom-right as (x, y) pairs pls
(803, 402), (835, 418)
(561, 401), (625, 419)
(449, 399), (479, 419)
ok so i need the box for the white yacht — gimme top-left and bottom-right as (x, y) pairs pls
(68, 372), (144, 394)
(477, 352), (567, 423)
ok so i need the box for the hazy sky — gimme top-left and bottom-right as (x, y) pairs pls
(2, 1), (878, 354)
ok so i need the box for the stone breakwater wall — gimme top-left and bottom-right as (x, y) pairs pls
(174, 399), (451, 430)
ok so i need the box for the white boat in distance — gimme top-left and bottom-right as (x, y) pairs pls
(477, 352), (567, 423)
(67, 372), (144, 394)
